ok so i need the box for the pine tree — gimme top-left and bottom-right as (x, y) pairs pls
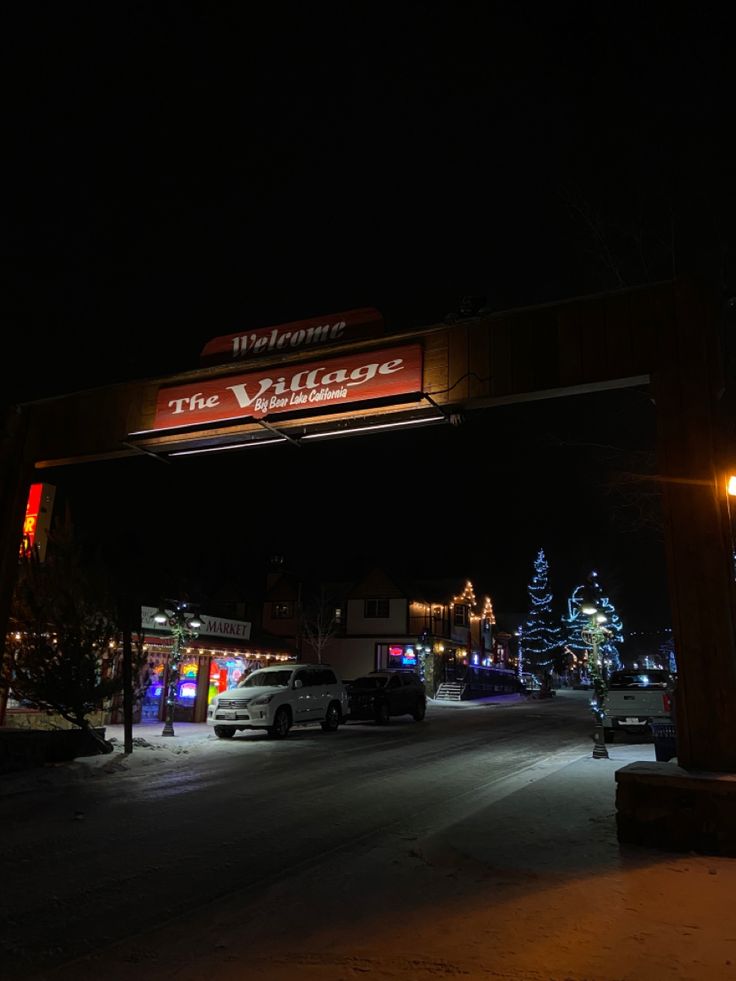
(562, 584), (589, 676)
(596, 588), (624, 670)
(523, 548), (561, 673)
(562, 571), (624, 677)
(2, 510), (147, 747)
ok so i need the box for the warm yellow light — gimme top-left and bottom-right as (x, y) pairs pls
(728, 474), (736, 496)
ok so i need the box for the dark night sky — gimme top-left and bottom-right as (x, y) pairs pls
(3, 5), (735, 636)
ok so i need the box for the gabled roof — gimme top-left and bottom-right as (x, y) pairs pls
(263, 573), (301, 602)
(412, 578), (478, 604)
(345, 565), (475, 606)
(346, 566), (407, 600)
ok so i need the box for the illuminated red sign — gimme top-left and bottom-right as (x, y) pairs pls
(153, 344), (424, 431)
(199, 308), (384, 366)
(20, 483), (55, 561)
(20, 484), (42, 556)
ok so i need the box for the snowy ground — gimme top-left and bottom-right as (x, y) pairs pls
(3, 707), (736, 980)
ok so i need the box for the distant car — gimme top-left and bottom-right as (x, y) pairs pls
(346, 670), (426, 724)
(522, 672), (555, 698)
(207, 664), (349, 739)
(521, 672), (542, 691)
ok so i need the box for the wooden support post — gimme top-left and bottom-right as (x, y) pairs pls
(654, 280), (736, 771)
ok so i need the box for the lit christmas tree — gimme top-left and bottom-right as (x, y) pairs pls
(562, 571), (624, 677)
(523, 548), (562, 673)
(562, 584), (591, 678)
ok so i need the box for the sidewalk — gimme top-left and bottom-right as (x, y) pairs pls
(97, 691), (532, 746)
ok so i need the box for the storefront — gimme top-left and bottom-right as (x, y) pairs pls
(114, 608), (296, 725)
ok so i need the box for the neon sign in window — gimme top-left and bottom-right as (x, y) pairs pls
(388, 644), (417, 667)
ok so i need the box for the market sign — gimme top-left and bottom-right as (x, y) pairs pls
(153, 343), (423, 431)
(199, 307), (384, 366)
(140, 606), (252, 641)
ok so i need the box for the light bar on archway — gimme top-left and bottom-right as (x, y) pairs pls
(164, 413), (446, 457)
(300, 414), (445, 442)
(168, 435), (289, 457)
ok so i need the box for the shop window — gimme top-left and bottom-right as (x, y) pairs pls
(365, 598), (390, 618)
(273, 602), (293, 619)
(141, 661), (166, 721)
(177, 660), (200, 703)
(208, 657), (250, 702)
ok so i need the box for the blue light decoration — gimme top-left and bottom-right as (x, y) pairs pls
(523, 548), (562, 673)
(562, 571), (625, 678)
(402, 646), (417, 666)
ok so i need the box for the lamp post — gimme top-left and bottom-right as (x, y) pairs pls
(154, 601), (202, 737)
(580, 574), (612, 760)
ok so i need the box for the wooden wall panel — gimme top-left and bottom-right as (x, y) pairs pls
(556, 300), (587, 387)
(467, 326), (491, 401)
(422, 331), (450, 404)
(447, 324), (472, 403)
(487, 319), (513, 397)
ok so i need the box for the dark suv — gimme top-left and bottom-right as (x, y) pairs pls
(346, 670), (426, 724)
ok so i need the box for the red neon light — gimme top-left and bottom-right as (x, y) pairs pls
(20, 483), (43, 555)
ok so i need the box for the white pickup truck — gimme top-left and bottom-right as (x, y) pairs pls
(603, 668), (675, 742)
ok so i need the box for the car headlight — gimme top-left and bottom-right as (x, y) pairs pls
(251, 694), (275, 706)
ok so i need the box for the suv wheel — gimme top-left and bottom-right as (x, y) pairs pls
(412, 700), (426, 722)
(321, 702), (341, 732)
(214, 726), (235, 739)
(374, 701), (390, 725)
(268, 706), (292, 739)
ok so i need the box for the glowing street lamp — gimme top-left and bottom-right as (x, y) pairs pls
(154, 601), (202, 737)
(727, 475), (736, 581)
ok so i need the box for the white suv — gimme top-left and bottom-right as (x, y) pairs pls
(207, 663), (349, 739)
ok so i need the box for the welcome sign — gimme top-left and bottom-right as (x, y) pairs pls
(199, 307), (384, 365)
(152, 344), (424, 431)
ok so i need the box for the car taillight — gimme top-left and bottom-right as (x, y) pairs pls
(662, 693), (672, 713)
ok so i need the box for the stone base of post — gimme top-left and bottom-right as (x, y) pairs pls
(592, 723), (609, 759)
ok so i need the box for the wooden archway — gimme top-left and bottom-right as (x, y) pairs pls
(1, 278), (735, 772)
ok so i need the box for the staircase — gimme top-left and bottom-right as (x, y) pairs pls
(433, 682), (467, 701)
